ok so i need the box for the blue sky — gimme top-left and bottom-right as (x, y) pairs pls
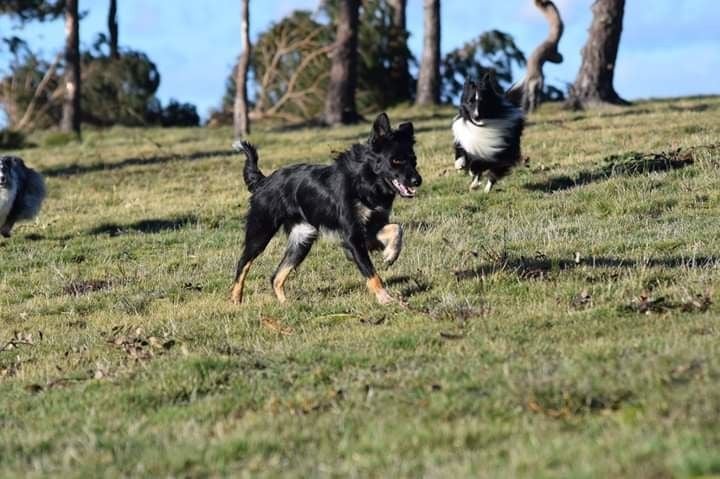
(1, 0), (718, 121)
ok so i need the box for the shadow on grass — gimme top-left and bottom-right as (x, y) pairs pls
(385, 275), (432, 298)
(43, 149), (237, 178)
(525, 148), (696, 193)
(454, 254), (720, 282)
(88, 214), (198, 236)
(529, 107), (655, 128)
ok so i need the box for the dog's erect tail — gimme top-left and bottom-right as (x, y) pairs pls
(233, 140), (265, 192)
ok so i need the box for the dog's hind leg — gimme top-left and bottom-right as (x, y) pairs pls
(272, 223), (317, 303)
(376, 223), (403, 265)
(230, 211), (279, 304)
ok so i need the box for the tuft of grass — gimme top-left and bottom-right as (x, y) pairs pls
(1, 97), (720, 477)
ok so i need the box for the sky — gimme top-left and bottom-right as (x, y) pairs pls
(1, 0), (719, 122)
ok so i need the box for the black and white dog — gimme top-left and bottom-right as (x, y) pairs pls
(452, 73), (525, 192)
(230, 113), (422, 306)
(0, 156), (46, 237)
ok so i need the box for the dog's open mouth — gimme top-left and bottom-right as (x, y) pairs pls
(390, 179), (416, 198)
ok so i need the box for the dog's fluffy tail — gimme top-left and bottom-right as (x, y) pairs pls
(232, 140), (265, 192)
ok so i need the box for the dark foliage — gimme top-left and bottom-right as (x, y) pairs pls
(0, 34), (198, 129)
(0, 129), (27, 150)
(81, 36), (161, 126)
(0, 0), (65, 21)
(149, 99), (200, 128)
(355, 0), (415, 109)
(441, 30), (526, 103)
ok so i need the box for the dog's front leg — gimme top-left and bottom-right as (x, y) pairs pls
(454, 143), (468, 170)
(469, 175), (483, 190)
(376, 223), (403, 265)
(343, 228), (394, 305)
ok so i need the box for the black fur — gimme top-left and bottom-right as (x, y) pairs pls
(452, 72), (525, 191)
(0, 156), (46, 238)
(230, 113), (421, 304)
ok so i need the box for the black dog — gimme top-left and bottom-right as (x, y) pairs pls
(452, 73), (525, 192)
(230, 113), (422, 305)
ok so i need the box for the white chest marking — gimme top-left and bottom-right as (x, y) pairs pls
(452, 110), (522, 160)
(0, 185), (18, 225)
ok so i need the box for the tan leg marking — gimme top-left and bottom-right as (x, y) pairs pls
(230, 261), (253, 304)
(376, 223), (403, 265)
(272, 265), (293, 303)
(367, 274), (393, 305)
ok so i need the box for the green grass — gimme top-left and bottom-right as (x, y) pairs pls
(2, 97), (720, 478)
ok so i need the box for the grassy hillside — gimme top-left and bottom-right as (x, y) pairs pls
(1, 97), (720, 477)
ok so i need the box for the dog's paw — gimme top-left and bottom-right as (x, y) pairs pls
(381, 225), (403, 265)
(375, 289), (395, 305)
(230, 284), (244, 304)
(469, 175), (482, 190)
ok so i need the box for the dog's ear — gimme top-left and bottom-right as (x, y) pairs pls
(398, 121), (413, 135)
(397, 121), (414, 139)
(370, 112), (392, 150)
(461, 79), (474, 102)
(372, 113), (391, 137)
(482, 69), (503, 96)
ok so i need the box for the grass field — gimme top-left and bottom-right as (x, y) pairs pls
(1, 96), (720, 478)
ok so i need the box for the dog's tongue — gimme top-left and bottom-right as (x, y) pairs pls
(392, 179), (416, 197)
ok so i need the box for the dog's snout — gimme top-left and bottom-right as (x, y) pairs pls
(410, 175), (422, 187)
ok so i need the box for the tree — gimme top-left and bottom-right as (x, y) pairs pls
(567, 0), (628, 108)
(441, 30), (525, 104)
(214, 3), (410, 126)
(387, 0), (411, 103)
(355, 0), (413, 109)
(61, 0), (81, 136)
(324, 0), (360, 125)
(233, 0), (251, 137)
(507, 0), (563, 113)
(416, 0), (440, 105)
(108, 0), (118, 59)
(249, 11), (331, 122)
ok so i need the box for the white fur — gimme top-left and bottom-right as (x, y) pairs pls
(355, 202), (374, 224)
(288, 222), (318, 248)
(0, 182), (18, 227)
(452, 108), (523, 160)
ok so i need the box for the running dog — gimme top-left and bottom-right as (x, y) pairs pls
(230, 113), (422, 305)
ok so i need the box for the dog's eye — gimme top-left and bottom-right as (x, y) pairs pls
(391, 159), (403, 166)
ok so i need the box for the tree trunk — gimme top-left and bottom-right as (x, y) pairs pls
(508, 0), (564, 113)
(416, 0), (440, 105)
(388, 0), (410, 103)
(234, 0), (251, 137)
(108, 0), (119, 59)
(324, 0), (360, 125)
(568, 0), (628, 108)
(61, 0), (81, 136)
